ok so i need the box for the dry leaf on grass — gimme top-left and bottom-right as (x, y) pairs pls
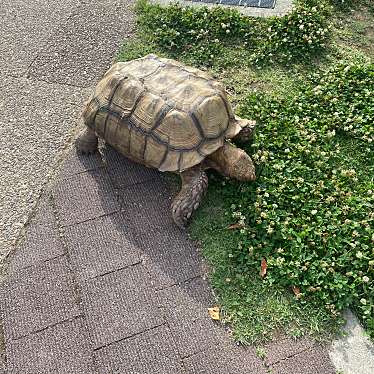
(208, 306), (220, 320)
(292, 286), (301, 299)
(259, 258), (267, 278)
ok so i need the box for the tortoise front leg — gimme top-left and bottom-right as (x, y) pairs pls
(171, 166), (208, 228)
(76, 127), (98, 154)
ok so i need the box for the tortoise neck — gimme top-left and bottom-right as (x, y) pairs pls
(206, 142), (256, 182)
(204, 142), (229, 174)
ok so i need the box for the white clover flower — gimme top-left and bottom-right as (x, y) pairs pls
(356, 251), (363, 259)
(311, 210), (317, 215)
(267, 227), (274, 234)
(362, 276), (370, 283)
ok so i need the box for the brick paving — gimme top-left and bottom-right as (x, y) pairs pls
(0, 149), (335, 373)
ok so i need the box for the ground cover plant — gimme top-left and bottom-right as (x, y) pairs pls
(118, 0), (374, 342)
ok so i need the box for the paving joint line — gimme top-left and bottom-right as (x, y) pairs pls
(104, 165), (161, 195)
(61, 164), (105, 180)
(139, 253), (206, 372)
(162, 318), (189, 373)
(93, 322), (168, 352)
(6, 252), (67, 276)
(266, 342), (319, 368)
(1, 95), (93, 278)
(49, 194), (100, 373)
(24, 0), (84, 79)
(179, 342), (222, 361)
(9, 314), (84, 342)
(136, 228), (213, 367)
(136, 250), (186, 363)
(89, 260), (143, 280)
(59, 209), (122, 229)
(0, 192), (54, 279)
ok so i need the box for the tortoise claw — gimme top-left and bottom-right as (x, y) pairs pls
(75, 128), (98, 155)
(78, 147), (97, 156)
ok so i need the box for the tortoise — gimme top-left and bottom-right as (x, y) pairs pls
(76, 54), (256, 227)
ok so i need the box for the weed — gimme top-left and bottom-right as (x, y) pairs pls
(119, 0), (374, 341)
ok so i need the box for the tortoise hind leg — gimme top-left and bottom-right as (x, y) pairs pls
(171, 166), (208, 228)
(76, 127), (98, 154)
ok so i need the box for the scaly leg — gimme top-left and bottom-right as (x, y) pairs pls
(171, 166), (208, 228)
(76, 127), (98, 154)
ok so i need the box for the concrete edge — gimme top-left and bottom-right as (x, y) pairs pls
(150, 0), (294, 17)
(329, 310), (374, 374)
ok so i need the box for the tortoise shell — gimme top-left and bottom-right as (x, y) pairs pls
(83, 54), (244, 172)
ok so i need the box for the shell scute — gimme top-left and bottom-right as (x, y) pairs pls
(131, 93), (166, 133)
(84, 54), (243, 172)
(193, 95), (229, 139)
(155, 110), (201, 150)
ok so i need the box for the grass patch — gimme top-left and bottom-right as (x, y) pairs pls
(334, 4), (374, 58)
(118, 0), (374, 342)
(190, 186), (344, 344)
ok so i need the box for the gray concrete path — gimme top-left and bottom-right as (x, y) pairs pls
(153, 0), (293, 17)
(0, 0), (135, 263)
(329, 310), (374, 374)
(0, 0), (346, 373)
